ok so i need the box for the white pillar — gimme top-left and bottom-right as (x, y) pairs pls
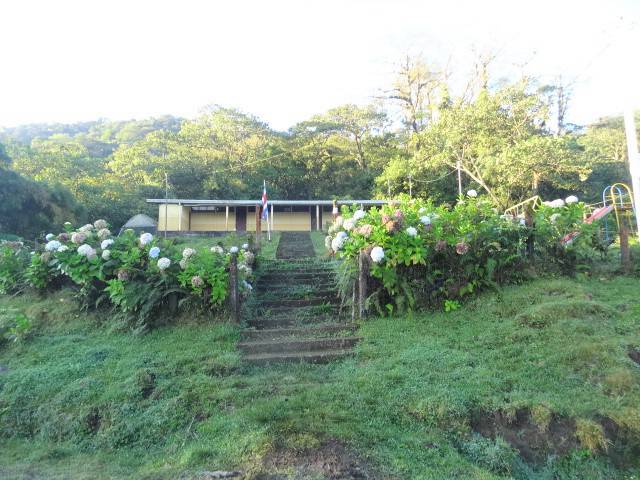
(624, 110), (640, 239)
(270, 203), (274, 231)
(178, 203), (182, 232)
(225, 206), (229, 232)
(316, 204), (320, 231)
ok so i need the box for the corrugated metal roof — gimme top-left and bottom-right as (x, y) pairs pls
(146, 199), (388, 207)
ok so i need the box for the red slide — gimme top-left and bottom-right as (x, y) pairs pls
(560, 205), (614, 245)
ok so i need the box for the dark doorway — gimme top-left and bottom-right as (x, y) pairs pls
(236, 207), (247, 231)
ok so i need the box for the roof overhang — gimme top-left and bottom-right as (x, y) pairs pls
(146, 199), (388, 207)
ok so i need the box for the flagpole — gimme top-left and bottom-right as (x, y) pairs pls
(264, 180), (271, 241)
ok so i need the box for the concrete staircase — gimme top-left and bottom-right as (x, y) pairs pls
(240, 232), (360, 365)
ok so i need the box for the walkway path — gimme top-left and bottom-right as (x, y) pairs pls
(239, 232), (360, 365)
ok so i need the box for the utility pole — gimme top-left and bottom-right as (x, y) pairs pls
(456, 160), (463, 197)
(623, 109), (640, 239)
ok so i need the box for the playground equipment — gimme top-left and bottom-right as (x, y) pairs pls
(503, 184), (636, 251)
(554, 183), (636, 252)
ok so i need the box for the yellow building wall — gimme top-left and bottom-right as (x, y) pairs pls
(190, 211), (236, 231)
(272, 212), (311, 231)
(158, 205), (190, 231)
(246, 210), (269, 232)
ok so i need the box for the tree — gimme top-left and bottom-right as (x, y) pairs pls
(383, 55), (449, 136)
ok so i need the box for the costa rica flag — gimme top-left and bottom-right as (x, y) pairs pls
(261, 181), (268, 220)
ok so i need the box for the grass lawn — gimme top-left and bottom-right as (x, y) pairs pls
(0, 273), (639, 478)
(309, 230), (330, 258)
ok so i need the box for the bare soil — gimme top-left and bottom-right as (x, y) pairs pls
(471, 408), (578, 464)
(254, 439), (385, 480)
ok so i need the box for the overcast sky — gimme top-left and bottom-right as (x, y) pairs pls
(1, 0), (638, 130)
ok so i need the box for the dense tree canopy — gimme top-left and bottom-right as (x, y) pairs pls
(0, 55), (637, 236)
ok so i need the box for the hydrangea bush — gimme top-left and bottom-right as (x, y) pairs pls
(326, 194), (594, 313)
(19, 220), (253, 330)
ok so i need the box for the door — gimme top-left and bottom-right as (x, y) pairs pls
(235, 207), (247, 231)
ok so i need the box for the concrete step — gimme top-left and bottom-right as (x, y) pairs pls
(257, 272), (335, 283)
(240, 323), (358, 341)
(256, 288), (337, 298)
(238, 336), (361, 355)
(258, 297), (339, 308)
(243, 348), (355, 365)
(247, 315), (345, 328)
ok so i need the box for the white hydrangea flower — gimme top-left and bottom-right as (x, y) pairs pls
(331, 236), (346, 252)
(77, 244), (93, 256)
(418, 207), (426, 214)
(102, 249), (111, 260)
(343, 218), (355, 231)
(370, 246), (385, 263)
(353, 209), (366, 221)
(179, 258), (187, 269)
(325, 235), (332, 250)
(139, 233), (153, 246)
(242, 280), (253, 291)
(336, 231), (348, 240)
(406, 226), (418, 237)
(93, 219), (108, 230)
(97, 228), (111, 240)
(182, 247), (196, 259)
(56, 245), (68, 253)
(45, 240), (62, 251)
(565, 195), (579, 205)
(101, 239), (114, 250)
(550, 199), (565, 208)
(550, 213), (561, 224)
(229, 246), (239, 254)
(519, 218), (527, 226)
(211, 245), (224, 254)
(420, 215), (431, 226)
(45, 233), (55, 241)
(79, 224), (94, 233)
(467, 189), (478, 198)
(157, 257), (171, 270)
(241, 243), (249, 250)
(149, 246), (160, 258)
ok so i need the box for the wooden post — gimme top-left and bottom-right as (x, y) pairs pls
(525, 207), (534, 259)
(620, 219), (631, 273)
(255, 205), (261, 249)
(358, 250), (368, 320)
(229, 253), (240, 323)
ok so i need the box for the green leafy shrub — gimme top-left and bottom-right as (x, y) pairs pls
(0, 309), (33, 344)
(0, 241), (30, 294)
(13, 221), (254, 330)
(326, 194), (596, 312)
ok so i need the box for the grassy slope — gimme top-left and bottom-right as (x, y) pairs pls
(0, 274), (639, 479)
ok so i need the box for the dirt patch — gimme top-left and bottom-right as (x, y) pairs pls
(599, 416), (640, 468)
(471, 409), (578, 465)
(255, 438), (382, 479)
(628, 347), (640, 365)
(86, 408), (101, 434)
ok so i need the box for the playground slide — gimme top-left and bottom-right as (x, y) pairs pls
(560, 205), (615, 246)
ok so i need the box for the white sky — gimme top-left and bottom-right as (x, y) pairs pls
(1, 0), (639, 131)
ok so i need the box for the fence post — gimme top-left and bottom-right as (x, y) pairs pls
(229, 252), (240, 323)
(358, 250), (368, 320)
(620, 220), (631, 273)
